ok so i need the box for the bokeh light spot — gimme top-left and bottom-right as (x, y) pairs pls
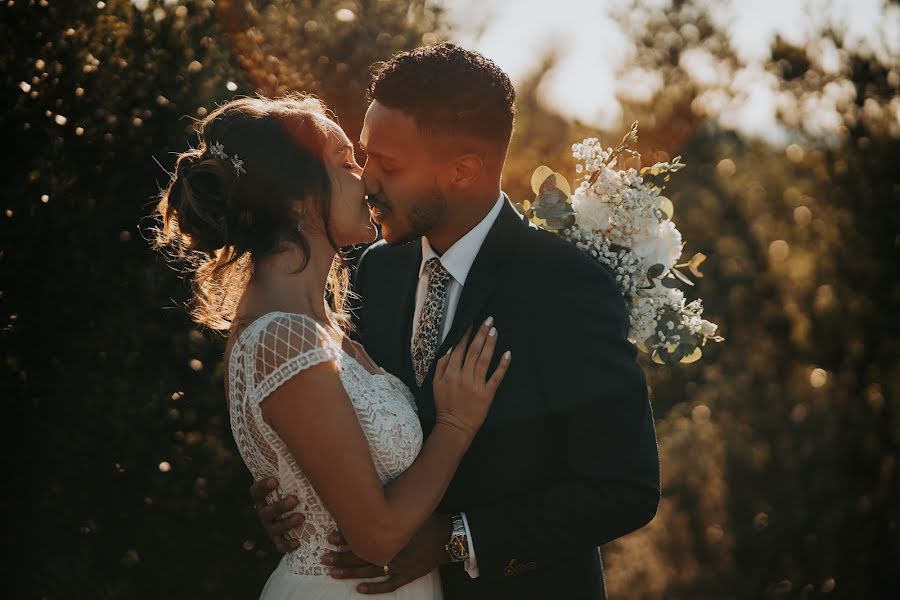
(716, 158), (736, 177)
(691, 404), (711, 424)
(810, 368), (828, 388)
(335, 8), (356, 22)
(793, 205), (812, 225)
(786, 144), (805, 162)
(768, 240), (790, 262)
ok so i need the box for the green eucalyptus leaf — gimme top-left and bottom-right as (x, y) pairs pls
(661, 276), (681, 289)
(535, 187), (567, 208)
(647, 263), (665, 279)
(680, 347), (703, 364)
(658, 196), (674, 220)
(544, 214), (576, 231)
(536, 201), (576, 219)
(670, 267), (694, 286)
(651, 348), (668, 365)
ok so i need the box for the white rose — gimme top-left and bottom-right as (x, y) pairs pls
(572, 189), (613, 232)
(632, 220), (684, 271)
(699, 319), (718, 336)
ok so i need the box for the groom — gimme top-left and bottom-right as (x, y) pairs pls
(251, 43), (660, 599)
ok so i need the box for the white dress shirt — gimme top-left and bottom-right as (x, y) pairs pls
(410, 193), (505, 578)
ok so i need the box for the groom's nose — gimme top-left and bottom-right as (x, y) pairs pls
(361, 165), (380, 196)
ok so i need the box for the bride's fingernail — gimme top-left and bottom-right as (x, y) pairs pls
(503, 350), (511, 360)
(483, 316), (494, 327)
(488, 327), (497, 337)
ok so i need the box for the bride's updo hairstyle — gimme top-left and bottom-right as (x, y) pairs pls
(154, 94), (350, 331)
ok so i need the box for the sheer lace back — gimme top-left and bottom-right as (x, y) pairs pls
(227, 312), (423, 575)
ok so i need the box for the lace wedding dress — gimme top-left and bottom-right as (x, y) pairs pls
(227, 312), (444, 599)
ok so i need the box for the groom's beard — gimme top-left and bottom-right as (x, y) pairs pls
(381, 184), (446, 246)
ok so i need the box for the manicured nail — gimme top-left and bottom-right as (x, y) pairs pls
(503, 350), (511, 360)
(484, 316), (494, 326)
(488, 327), (497, 337)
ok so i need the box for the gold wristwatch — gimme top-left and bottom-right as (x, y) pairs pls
(444, 514), (469, 562)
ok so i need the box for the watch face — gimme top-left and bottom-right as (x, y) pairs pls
(449, 537), (468, 560)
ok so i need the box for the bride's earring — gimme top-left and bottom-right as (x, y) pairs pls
(296, 212), (304, 232)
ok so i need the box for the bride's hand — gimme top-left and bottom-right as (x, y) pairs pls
(432, 317), (511, 439)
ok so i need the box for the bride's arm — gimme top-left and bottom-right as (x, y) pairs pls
(261, 321), (509, 567)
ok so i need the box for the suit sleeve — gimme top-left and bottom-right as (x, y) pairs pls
(463, 257), (661, 579)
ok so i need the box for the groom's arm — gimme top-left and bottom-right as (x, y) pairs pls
(463, 257), (661, 579)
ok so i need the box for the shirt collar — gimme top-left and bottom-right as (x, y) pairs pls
(419, 193), (505, 285)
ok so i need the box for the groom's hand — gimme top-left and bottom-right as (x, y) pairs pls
(322, 513), (451, 594)
(249, 477), (305, 554)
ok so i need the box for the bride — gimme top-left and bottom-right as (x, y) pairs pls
(154, 94), (510, 599)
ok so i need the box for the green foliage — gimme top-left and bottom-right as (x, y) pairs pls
(1, 1), (443, 598)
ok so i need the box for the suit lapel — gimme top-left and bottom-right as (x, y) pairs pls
(414, 196), (527, 420)
(436, 196), (525, 358)
(388, 242), (421, 389)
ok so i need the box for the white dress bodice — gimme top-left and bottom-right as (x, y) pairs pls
(227, 311), (424, 577)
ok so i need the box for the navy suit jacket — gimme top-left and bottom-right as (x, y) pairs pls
(352, 197), (660, 600)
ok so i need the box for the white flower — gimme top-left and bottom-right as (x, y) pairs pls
(631, 220), (683, 271)
(572, 189), (612, 232)
(629, 294), (659, 345)
(699, 319), (718, 337)
(664, 286), (686, 309)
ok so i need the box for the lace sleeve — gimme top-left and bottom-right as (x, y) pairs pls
(251, 312), (341, 404)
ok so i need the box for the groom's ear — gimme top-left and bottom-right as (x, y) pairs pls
(450, 153), (484, 189)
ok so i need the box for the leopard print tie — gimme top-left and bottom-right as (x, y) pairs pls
(412, 257), (452, 387)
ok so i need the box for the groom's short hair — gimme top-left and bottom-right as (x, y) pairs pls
(368, 43), (516, 149)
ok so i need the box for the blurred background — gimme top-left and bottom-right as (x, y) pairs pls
(2, 0), (898, 598)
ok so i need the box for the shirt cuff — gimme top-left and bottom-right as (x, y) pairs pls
(459, 512), (480, 578)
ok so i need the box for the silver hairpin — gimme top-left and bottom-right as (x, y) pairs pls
(210, 141), (227, 160)
(231, 155), (245, 176)
(209, 141), (245, 177)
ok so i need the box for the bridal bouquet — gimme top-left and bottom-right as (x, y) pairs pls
(516, 122), (723, 365)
